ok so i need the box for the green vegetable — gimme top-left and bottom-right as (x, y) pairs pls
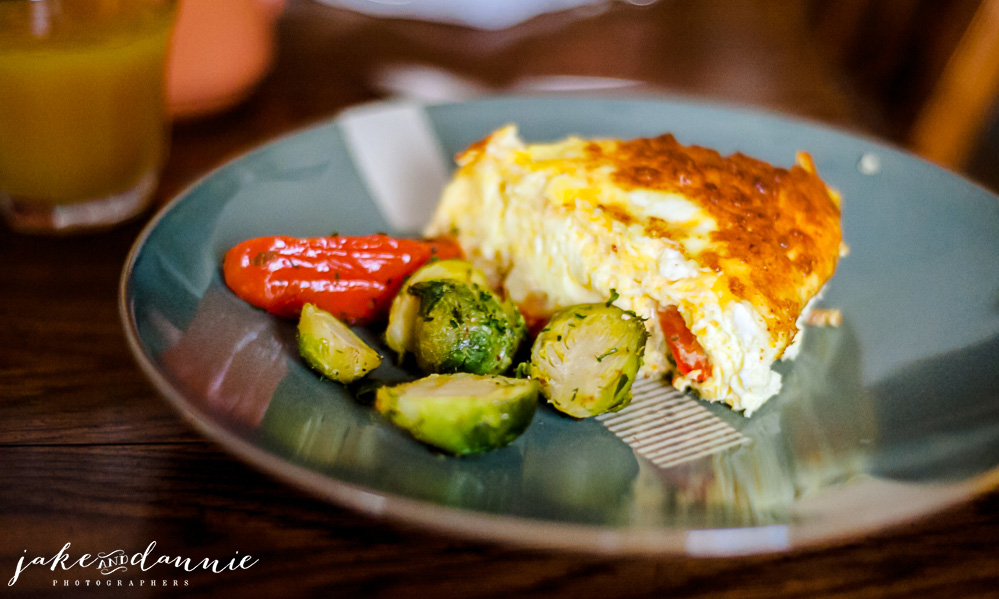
(297, 303), (382, 382)
(528, 302), (648, 418)
(374, 373), (538, 455)
(385, 259), (490, 360)
(408, 279), (526, 375)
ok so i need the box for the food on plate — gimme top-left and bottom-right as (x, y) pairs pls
(528, 297), (648, 418)
(658, 305), (711, 383)
(804, 307), (843, 328)
(407, 278), (526, 375)
(222, 123), (844, 460)
(222, 233), (462, 324)
(374, 373), (539, 455)
(297, 303), (382, 383)
(425, 125), (844, 415)
(385, 259), (490, 360)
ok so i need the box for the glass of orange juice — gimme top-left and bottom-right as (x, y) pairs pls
(0, 0), (177, 234)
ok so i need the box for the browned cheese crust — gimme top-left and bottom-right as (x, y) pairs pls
(585, 134), (842, 344)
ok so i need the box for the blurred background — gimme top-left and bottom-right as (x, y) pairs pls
(163, 0), (999, 204)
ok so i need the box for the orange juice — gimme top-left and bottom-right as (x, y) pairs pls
(0, 1), (175, 206)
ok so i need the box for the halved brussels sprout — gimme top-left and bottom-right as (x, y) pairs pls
(408, 279), (526, 375)
(374, 373), (538, 455)
(528, 302), (648, 418)
(385, 259), (490, 360)
(298, 303), (382, 382)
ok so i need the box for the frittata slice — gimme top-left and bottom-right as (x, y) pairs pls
(424, 125), (843, 415)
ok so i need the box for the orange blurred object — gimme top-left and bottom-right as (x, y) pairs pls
(166, 0), (285, 120)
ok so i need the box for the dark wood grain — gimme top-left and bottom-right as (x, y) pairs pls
(0, 226), (198, 446)
(3, 445), (998, 598)
(2, 1), (997, 597)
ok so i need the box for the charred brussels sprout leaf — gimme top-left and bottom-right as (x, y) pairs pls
(528, 302), (648, 418)
(298, 303), (382, 383)
(385, 259), (490, 361)
(374, 373), (538, 455)
(408, 279), (525, 375)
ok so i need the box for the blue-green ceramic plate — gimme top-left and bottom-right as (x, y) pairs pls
(120, 97), (999, 555)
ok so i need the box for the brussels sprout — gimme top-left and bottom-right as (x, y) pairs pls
(298, 303), (382, 383)
(528, 302), (648, 418)
(385, 259), (490, 360)
(374, 373), (538, 455)
(408, 279), (526, 375)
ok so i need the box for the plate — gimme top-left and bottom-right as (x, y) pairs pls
(120, 97), (999, 555)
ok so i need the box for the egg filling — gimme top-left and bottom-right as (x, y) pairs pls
(425, 125), (843, 415)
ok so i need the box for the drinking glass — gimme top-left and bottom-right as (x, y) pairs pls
(0, 0), (177, 233)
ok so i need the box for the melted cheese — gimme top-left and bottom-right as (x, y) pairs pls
(425, 125), (842, 414)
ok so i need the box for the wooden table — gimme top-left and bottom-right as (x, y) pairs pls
(3, 2), (998, 596)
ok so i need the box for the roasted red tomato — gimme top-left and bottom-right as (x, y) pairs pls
(223, 234), (462, 324)
(658, 306), (711, 382)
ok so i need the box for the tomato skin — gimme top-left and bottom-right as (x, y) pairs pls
(658, 306), (711, 382)
(514, 293), (552, 338)
(223, 234), (462, 324)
